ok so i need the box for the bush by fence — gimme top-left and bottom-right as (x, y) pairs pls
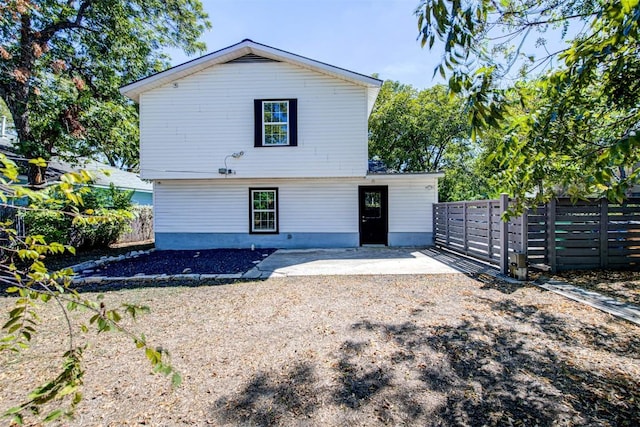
(2, 203), (153, 248)
(23, 208), (131, 249)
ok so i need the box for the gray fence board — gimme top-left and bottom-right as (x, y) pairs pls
(434, 197), (640, 273)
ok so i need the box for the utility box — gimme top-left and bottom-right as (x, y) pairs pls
(509, 252), (528, 281)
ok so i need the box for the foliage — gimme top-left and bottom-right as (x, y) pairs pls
(415, 0), (640, 207)
(437, 142), (494, 202)
(369, 81), (493, 201)
(23, 208), (131, 249)
(0, 154), (178, 424)
(22, 184), (133, 249)
(70, 208), (131, 248)
(369, 82), (469, 172)
(0, 0), (211, 183)
(82, 183), (134, 211)
(21, 209), (69, 245)
(0, 98), (13, 132)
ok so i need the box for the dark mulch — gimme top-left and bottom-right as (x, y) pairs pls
(82, 248), (276, 277)
(45, 241), (155, 271)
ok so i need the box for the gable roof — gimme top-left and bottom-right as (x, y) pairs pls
(47, 157), (152, 192)
(0, 138), (151, 192)
(121, 39), (382, 114)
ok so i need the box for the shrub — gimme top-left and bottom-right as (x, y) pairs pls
(69, 209), (132, 248)
(22, 184), (134, 248)
(22, 210), (71, 245)
(109, 185), (134, 210)
(23, 207), (132, 249)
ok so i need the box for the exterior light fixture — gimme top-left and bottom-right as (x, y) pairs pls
(220, 151), (245, 175)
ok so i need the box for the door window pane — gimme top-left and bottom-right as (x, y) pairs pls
(364, 191), (381, 218)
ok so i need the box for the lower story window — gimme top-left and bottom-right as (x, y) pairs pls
(250, 188), (278, 233)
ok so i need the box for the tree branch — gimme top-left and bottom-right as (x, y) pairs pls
(38, 0), (95, 44)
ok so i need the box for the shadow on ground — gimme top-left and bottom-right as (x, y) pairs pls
(214, 363), (319, 426)
(211, 292), (640, 426)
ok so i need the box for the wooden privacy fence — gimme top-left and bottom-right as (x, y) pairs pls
(527, 198), (640, 271)
(116, 206), (153, 244)
(433, 196), (640, 273)
(433, 195), (523, 274)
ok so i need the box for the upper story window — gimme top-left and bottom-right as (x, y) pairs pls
(254, 99), (297, 147)
(263, 101), (288, 145)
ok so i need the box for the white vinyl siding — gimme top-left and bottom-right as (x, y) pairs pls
(154, 179), (357, 233)
(140, 61), (368, 180)
(153, 176), (438, 235)
(386, 181), (436, 233)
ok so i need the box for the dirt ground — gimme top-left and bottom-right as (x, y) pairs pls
(1, 274), (639, 426)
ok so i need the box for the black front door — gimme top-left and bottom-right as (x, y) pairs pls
(359, 186), (388, 245)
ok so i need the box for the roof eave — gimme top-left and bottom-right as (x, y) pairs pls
(366, 171), (445, 179)
(120, 39), (382, 103)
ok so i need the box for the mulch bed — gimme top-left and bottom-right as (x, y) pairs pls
(81, 248), (276, 277)
(45, 242), (156, 271)
(1, 274), (639, 426)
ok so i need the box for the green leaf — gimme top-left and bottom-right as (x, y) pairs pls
(172, 373), (183, 387)
(146, 348), (160, 364)
(43, 409), (64, 422)
(28, 158), (48, 167)
(3, 405), (23, 415)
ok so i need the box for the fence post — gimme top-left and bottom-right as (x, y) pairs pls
(432, 203), (436, 245)
(521, 208), (528, 255)
(462, 202), (468, 254)
(600, 198), (608, 269)
(445, 203), (450, 247)
(486, 200), (492, 260)
(548, 198), (557, 273)
(499, 194), (509, 275)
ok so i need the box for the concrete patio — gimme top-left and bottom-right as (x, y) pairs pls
(243, 246), (496, 278)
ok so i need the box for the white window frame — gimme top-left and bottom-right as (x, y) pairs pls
(250, 188), (278, 233)
(262, 100), (290, 146)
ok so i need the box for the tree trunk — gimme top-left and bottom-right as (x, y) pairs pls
(7, 94), (48, 187)
(5, 10), (49, 187)
(26, 163), (46, 187)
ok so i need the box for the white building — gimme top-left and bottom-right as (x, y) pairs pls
(121, 39), (441, 249)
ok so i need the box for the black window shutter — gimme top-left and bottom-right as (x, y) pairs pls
(254, 100), (262, 147)
(289, 98), (298, 147)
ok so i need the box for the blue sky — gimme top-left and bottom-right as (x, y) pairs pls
(169, 0), (444, 89)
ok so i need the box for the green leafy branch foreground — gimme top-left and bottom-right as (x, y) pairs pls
(0, 154), (179, 425)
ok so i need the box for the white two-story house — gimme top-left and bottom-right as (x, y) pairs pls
(121, 40), (442, 249)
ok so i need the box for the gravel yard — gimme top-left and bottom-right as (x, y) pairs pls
(1, 274), (639, 426)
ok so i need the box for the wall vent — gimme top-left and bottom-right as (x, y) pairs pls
(225, 54), (279, 64)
